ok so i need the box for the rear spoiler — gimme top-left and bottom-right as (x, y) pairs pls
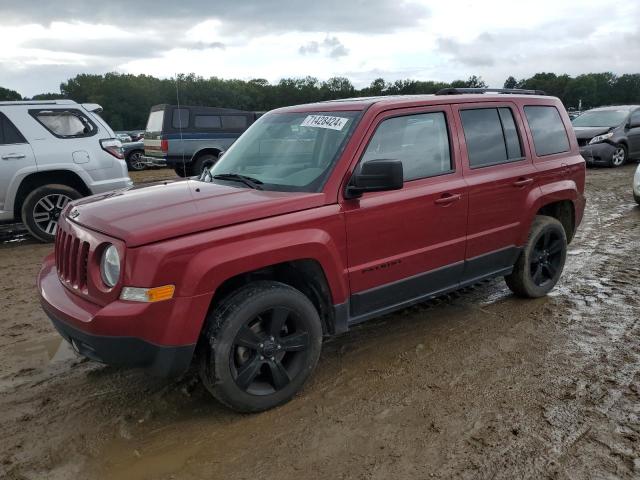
(82, 103), (103, 114)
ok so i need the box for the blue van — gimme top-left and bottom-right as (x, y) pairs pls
(143, 104), (262, 176)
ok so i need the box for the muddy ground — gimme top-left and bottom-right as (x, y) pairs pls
(1, 165), (639, 479)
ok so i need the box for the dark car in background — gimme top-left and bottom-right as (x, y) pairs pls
(143, 104), (262, 177)
(122, 140), (146, 171)
(572, 105), (640, 167)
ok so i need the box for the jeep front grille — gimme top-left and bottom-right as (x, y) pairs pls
(55, 228), (90, 291)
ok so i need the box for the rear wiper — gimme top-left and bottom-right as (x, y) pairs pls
(212, 173), (264, 190)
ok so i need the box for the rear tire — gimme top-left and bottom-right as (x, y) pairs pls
(505, 215), (567, 298)
(199, 281), (323, 413)
(21, 184), (82, 242)
(191, 154), (219, 177)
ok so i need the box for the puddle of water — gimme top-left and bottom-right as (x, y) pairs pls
(0, 336), (76, 393)
(6, 334), (75, 365)
(100, 438), (204, 480)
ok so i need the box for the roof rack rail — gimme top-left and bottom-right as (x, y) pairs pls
(435, 88), (546, 96)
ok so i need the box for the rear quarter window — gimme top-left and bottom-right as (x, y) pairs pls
(524, 106), (570, 156)
(30, 109), (97, 138)
(0, 113), (27, 144)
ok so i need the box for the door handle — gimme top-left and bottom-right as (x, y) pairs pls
(435, 193), (462, 205)
(513, 177), (534, 187)
(1, 153), (26, 160)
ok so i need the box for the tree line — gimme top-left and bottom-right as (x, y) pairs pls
(1, 72), (639, 130)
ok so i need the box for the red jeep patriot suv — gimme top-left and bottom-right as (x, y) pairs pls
(39, 88), (586, 412)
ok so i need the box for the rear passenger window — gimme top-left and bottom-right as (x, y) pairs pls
(460, 107), (523, 168)
(194, 115), (221, 129)
(524, 106), (570, 156)
(0, 114), (26, 144)
(30, 110), (96, 138)
(221, 115), (248, 130)
(362, 112), (452, 181)
(172, 108), (189, 129)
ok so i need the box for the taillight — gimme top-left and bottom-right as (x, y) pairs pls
(100, 138), (124, 159)
(161, 139), (168, 153)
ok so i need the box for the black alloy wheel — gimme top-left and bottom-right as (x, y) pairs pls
(529, 229), (564, 287)
(199, 281), (323, 412)
(231, 306), (310, 395)
(505, 215), (567, 298)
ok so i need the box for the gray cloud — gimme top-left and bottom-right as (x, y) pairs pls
(0, 0), (430, 34)
(299, 36), (349, 58)
(0, 62), (116, 96)
(20, 37), (226, 58)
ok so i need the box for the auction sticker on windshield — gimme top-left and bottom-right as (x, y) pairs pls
(301, 115), (349, 130)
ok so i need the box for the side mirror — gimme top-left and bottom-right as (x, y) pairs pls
(629, 120), (640, 129)
(346, 159), (403, 199)
(218, 151), (225, 158)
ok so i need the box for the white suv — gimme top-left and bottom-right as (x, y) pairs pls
(0, 100), (132, 242)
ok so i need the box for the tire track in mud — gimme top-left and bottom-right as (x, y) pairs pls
(475, 184), (640, 478)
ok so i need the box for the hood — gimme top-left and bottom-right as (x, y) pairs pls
(572, 126), (612, 140)
(68, 180), (326, 247)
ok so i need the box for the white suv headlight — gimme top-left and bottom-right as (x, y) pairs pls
(589, 132), (614, 144)
(100, 244), (120, 287)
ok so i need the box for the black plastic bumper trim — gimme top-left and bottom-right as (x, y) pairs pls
(43, 304), (195, 377)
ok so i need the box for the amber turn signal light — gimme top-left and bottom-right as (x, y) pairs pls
(120, 285), (175, 303)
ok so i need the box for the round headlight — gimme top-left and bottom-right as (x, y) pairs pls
(100, 244), (121, 288)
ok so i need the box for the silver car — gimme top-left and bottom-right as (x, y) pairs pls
(0, 100), (132, 242)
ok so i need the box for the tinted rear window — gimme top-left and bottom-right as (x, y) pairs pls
(194, 115), (221, 129)
(524, 106), (570, 156)
(172, 108), (189, 129)
(460, 107), (523, 168)
(146, 110), (164, 132)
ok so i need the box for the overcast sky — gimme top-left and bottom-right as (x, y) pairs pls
(0, 0), (638, 97)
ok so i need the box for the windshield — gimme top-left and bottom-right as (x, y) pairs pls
(572, 110), (628, 128)
(205, 111), (360, 192)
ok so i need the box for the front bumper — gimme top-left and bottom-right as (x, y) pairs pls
(579, 142), (616, 165)
(37, 255), (207, 377)
(44, 306), (194, 377)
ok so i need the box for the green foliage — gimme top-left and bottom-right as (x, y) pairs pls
(503, 76), (518, 89)
(0, 86), (22, 101)
(507, 72), (640, 110)
(6, 71), (638, 129)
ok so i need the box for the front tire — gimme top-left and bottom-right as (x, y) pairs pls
(126, 150), (146, 171)
(199, 281), (323, 412)
(505, 215), (567, 298)
(174, 166), (189, 177)
(21, 184), (82, 242)
(609, 145), (627, 167)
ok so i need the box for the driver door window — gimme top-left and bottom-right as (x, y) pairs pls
(361, 112), (452, 181)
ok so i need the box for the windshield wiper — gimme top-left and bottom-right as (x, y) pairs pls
(212, 173), (264, 190)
